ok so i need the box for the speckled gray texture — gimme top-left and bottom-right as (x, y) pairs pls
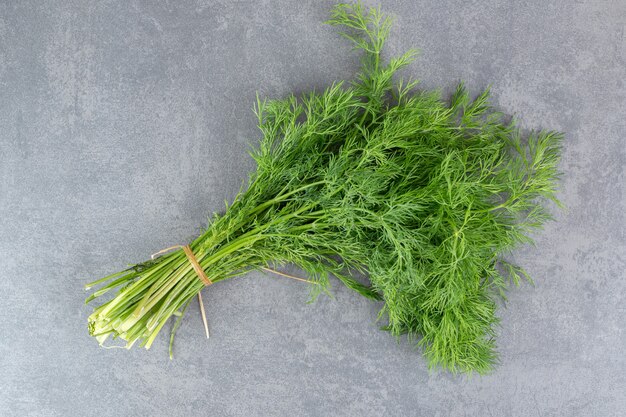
(0, 0), (624, 416)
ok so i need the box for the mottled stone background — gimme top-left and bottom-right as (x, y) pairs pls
(0, 1), (624, 416)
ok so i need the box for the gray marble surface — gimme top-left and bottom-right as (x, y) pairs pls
(1, 1), (624, 416)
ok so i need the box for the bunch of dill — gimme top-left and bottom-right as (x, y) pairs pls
(86, 2), (562, 373)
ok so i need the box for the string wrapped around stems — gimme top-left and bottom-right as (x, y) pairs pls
(151, 245), (316, 342)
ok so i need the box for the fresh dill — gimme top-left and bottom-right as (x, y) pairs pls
(86, 2), (562, 373)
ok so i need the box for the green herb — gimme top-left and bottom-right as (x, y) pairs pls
(86, 2), (562, 373)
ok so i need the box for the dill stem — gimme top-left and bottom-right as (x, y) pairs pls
(250, 179), (327, 215)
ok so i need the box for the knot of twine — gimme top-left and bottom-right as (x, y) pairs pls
(151, 245), (212, 286)
(152, 244), (212, 339)
(149, 243), (315, 342)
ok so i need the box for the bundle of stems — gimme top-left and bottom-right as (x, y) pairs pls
(86, 2), (562, 373)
